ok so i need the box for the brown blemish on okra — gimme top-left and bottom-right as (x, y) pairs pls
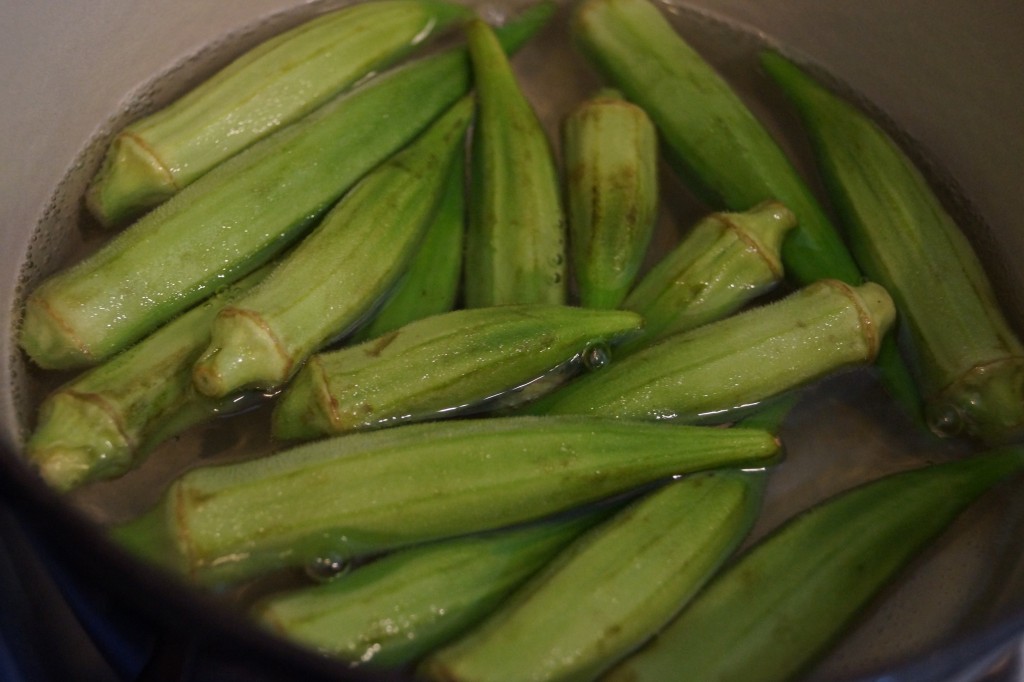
(366, 331), (401, 358)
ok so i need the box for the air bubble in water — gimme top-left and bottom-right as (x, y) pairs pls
(582, 343), (611, 371)
(305, 554), (353, 583)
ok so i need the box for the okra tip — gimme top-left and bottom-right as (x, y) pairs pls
(19, 291), (91, 370)
(192, 308), (292, 398)
(929, 358), (1024, 445)
(86, 131), (177, 227)
(829, 279), (896, 361)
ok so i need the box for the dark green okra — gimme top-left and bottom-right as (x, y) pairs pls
(463, 17), (568, 306)
(25, 266), (271, 492)
(761, 51), (1024, 445)
(19, 3), (555, 371)
(422, 471), (764, 682)
(604, 446), (1024, 682)
(570, 0), (920, 418)
(255, 514), (600, 668)
(535, 280), (895, 421)
(86, 0), (470, 226)
(618, 201), (794, 355)
(563, 88), (658, 309)
(112, 416), (779, 586)
(272, 305), (643, 440)
(192, 96), (473, 398)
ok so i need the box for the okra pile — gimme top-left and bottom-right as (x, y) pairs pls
(17, 0), (1024, 679)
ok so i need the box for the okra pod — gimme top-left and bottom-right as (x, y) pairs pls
(535, 280), (895, 421)
(271, 304), (643, 440)
(563, 88), (658, 309)
(463, 17), (568, 306)
(761, 51), (1024, 444)
(422, 471), (764, 682)
(191, 96), (473, 398)
(604, 446), (1024, 682)
(26, 266), (271, 492)
(112, 416), (779, 585)
(255, 514), (600, 668)
(86, 0), (470, 226)
(19, 3), (555, 371)
(570, 0), (921, 418)
(618, 201), (793, 355)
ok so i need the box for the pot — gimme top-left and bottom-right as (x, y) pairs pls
(1, 1), (1023, 680)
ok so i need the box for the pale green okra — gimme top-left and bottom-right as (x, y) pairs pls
(272, 304), (643, 440)
(192, 96), (474, 398)
(19, 3), (555, 371)
(86, 0), (471, 226)
(112, 416), (779, 586)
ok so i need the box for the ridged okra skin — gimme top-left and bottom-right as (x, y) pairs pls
(26, 266), (271, 492)
(255, 514), (600, 668)
(570, 0), (921, 418)
(272, 304), (643, 440)
(463, 18), (568, 307)
(85, 0), (471, 227)
(618, 201), (793, 355)
(761, 51), (1024, 445)
(563, 88), (658, 309)
(112, 416), (779, 586)
(192, 97), (474, 398)
(18, 4), (555, 371)
(350, 153), (467, 343)
(536, 280), (896, 421)
(604, 446), (1024, 682)
(422, 471), (764, 682)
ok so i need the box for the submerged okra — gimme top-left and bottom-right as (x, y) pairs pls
(26, 266), (271, 492)
(423, 471), (764, 682)
(255, 514), (601, 668)
(761, 51), (1024, 445)
(463, 17), (568, 306)
(605, 446), (1024, 682)
(563, 88), (658, 309)
(112, 416), (779, 586)
(19, 4), (555, 371)
(618, 201), (793, 355)
(192, 96), (473, 398)
(272, 305), (643, 440)
(535, 280), (895, 421)
(86, 0), (470, 226)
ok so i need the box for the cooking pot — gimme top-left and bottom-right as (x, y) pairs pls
(2, 0), (1023, 680)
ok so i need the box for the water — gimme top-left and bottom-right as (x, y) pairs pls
(9, 1), (1024, 680)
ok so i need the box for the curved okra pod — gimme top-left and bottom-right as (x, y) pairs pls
(464, 17), (568, 306)
(618, 201), (793, 355)
(86, 0), (471, 227)
(192, 96), (474, 398)
(535, 280), (896, 421)
(111, 416), (779, 586)
(604, 446), (1024, 682)
(422, 471), (764, 682)
(271, 304), (643, 440)
(254, 513), (601, 668)
(761, 51), (1024, 444)
(563, 88), (658, 309)
(25, 266), (271, 492)
(19, 3), (556, 371)
(570, 0), (921, 418)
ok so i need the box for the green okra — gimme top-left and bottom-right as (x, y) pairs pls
(604, 446), (1024, 682)
(760, 51), (1024, 445)
(535, 280), (896, 421)
(570, 0), (921, 419)
(86, 0), (471, 227)
(422, 470), (764, 682)
(25, 266), (272, 492)
(19, 3), (556, 371)
(112, 416), (779, 586)
(272, 304), (643, 440)
(254, 513), (601, 668)
(563, 88), (658, 309)
(350, 153), (467, 344)
(464, 17), (568, 307)
(618, 201), (794, 355)
(191, 96), (473, 398)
